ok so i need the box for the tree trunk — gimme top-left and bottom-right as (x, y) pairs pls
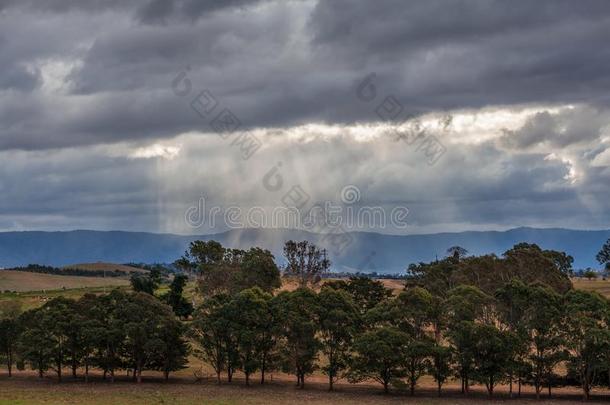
(85, 361), (89, 383)
(437, 381), (442, 397)
(245, 372), (250, 386)
(260, 357), (266, 385)
(329, 374), (334, 391)
(57, 361), (62, 382)
(164, 370), (169, 381)
(488, 376), (494, 398)
(583, 371), (590, 401)
(136, 367), (142, 384)
(383, 380), (389, 394)
(227, 367), (233, 383)
(7, 351), (12, 377)
(216, 370), (221, 385)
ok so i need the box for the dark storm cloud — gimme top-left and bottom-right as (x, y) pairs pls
(1, 0), (609, 150)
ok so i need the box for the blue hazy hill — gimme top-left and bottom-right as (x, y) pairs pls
(0, 227), (608, 273)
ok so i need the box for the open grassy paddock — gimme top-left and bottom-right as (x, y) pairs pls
(0, 372), (609, 405)
(0, 270), (129, 293)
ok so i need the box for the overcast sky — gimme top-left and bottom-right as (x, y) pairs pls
(1, 0), (610, 235)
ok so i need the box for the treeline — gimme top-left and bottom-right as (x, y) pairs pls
(124, 263), (174, 274)
(189, 278), (610, 399)
(1, 239), (610, 401)
(8, 264), (127, 278)
(175, 239), (610, 400)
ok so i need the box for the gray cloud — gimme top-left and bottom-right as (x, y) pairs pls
(0, 126), (608, 235)
(136, 0), (270, 24)
(0, 1), (609, 234)
(1, 0), (609, 151)
(499, 106), (607, 150)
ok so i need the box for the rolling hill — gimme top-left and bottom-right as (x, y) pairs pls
(0, 227), (608, 273)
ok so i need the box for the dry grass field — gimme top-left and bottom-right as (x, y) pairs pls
(0, 373), (608, 405)
(0, 270), (130, 310)
(280, 277), (405, 294)
(0, 270), (129, 293)
(571, 277), (610, 298)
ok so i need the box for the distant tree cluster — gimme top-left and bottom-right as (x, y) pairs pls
(8, 264), (127, 278)
(407, 243), (574, 295)
(2, 239), (610, 401)
(321, 271), (407, 280)
(177, 240), (282, 296)
(124, 263), (174, 274)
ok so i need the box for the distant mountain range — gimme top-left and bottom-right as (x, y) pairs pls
(0, 227), (608, 273)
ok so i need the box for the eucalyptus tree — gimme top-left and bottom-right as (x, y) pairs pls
(470, 323), (517, 398)
(348, 327), (410, 394)
(283, 240), (330, 288)
(0, 301), (22, 377)
(180, 241), (281, 296)
(495, 279), (531, 397)
(190, 294), (231, 384)
(317, 286), (359, 390)
(226, 287), (276, 386)
(445, 285), (495, 394)
(563, 290), (610, 400)
(523, 284), (566, 398)
(274, 288), (320, 388)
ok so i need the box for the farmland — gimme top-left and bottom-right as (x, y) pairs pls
(1, 266), (610, 404)
(0, 371), (609, 404)
(0, 270), (128, 293)
(0, 269), (130, 310)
